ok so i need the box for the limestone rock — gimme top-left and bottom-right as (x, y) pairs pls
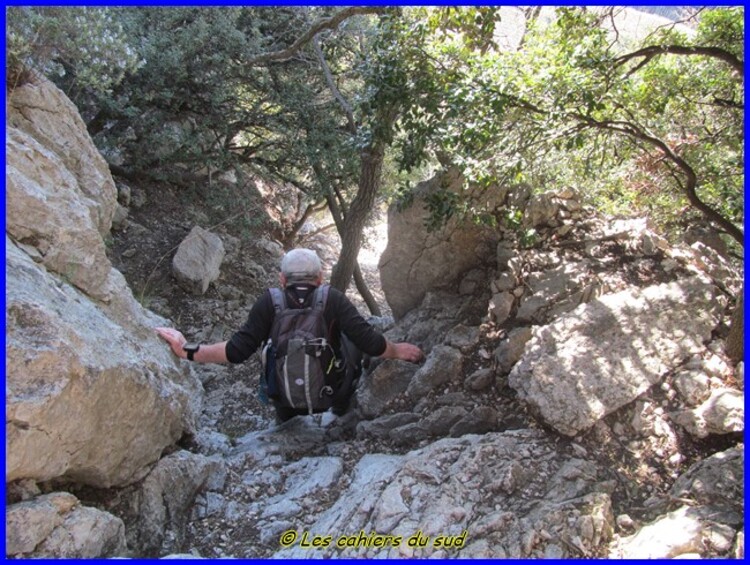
(275, 456), (343, 502)
(673, 369), (712, 406)
(523, 191), (560, 228)
(444, 324), (481, 352)
(670, 388), (744, 438)
(6, 492), (127, 558)
(6, 124), (114, 300)
(35, 505), (127, 558)
(124, 451), (221, 556)
(6, 492), (78, 555)
(509, 278), (722, 436)
(7, 75), (116, 238)
(515, 261), (591, 324)
(6, 238), (202, 488)
(489, 292), (515, 325)
(112, 202), (129, 230)
(421, 406), (468, 436)
(407, 345), (464, 399)
(669, 446), (743, 513)
(357, 360), (419, 420)
(494, 327), (533, 375)
(116, 181), (132, 207)
(465, 368), (494, 391)
(609, 506), (738, 558)
(357, 413), (421, 439)
(172, 226), (226, 295)
(379, 168), (497, 319)
(274, 430), (614, 558)
(387, 290), (470, 353)
(449, 406), (498, 437)
(388, 422), (430, 446)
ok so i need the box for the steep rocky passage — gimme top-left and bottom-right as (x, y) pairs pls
(105, 172), (742, 559)
(6, 75), (743, 560)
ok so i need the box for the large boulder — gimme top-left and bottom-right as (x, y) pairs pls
(406, 345), (464, 399)
(6, 492), (127, 558)
(509, 278), (723, 436)
(7, 75), (116, 237)
(357, 360), (419, 420)
(379, 169), (498, 320)
(118, 451), (223, 556)
(5, 75), (202, 489)
(6, 76), (117, 301)
(6, 238), (201, 487)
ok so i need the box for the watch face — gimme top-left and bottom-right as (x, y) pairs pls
(183, 343), (200, 352)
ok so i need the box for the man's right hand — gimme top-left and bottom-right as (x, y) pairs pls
(382, 340), (424, 363)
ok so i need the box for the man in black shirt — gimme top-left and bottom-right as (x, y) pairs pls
(156, 248), (424, 422)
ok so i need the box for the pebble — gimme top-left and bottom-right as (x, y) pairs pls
(615, 514), (635, 531)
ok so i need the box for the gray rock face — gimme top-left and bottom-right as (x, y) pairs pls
(610, 506), (738, 558)
(489, 291), (515, 324)
(6, 492), (127, 558)
(8, 76), (116, 238)
(386, 290), (478, 354)
(449, 406), (498, 437)
(673, 369), (712, 406)
(357, 361), (418, 420)
(609, 446), (743, 558)
(509, 278), (722, 436)
(274, 430), (614, 558)
(5, 76), (202, 490)
(6, 238), (201, 488)
(515, 261), (591, 324)
(123, 451), (221, 556)
(465, 367), (494, 391)
(379, 168), (497, 319)
(357, 413), (422, 439)
(407, 345), (464, 399)
(172, 226), (226, 294)
(7, 81), (116, 301)
(421, 406), (468, 436)
(669, 446), (743, 513)
(670, 388), (744, 438)
(494, 327), (533, 375)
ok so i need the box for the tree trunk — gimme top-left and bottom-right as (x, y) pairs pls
(313, 163), (383, 316)
(725, 286), (743, 364)
(330, 141), (386, 292)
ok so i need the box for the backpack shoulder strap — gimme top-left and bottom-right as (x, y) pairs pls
(313, 284), (330, 313)
(269, 288), (287, 313)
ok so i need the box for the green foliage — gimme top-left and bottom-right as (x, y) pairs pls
(9, 6), (743, 251)
(6, 7), (140, 93)
(387, 6), (743, 245)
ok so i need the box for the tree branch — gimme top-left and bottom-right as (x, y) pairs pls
(614, 45), (744, 77)
(246, 7), (385, 66)
(313, 35), (357, 134)
(573, 113), (744, 245)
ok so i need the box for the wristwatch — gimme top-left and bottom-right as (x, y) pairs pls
(183, 343), (201, 361)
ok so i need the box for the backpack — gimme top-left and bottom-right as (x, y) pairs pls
(260, 285), (336, 414)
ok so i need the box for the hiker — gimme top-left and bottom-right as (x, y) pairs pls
(156, 248), (424, 423)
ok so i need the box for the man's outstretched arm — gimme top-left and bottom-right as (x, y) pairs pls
(155, 327), (229, 364)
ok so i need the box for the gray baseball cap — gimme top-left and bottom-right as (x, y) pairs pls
(280, 248), (323, 283)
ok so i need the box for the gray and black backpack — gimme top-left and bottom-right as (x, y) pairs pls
(260, 285), (337, 414)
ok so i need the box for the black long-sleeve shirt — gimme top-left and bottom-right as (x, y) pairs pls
(225, 285), (387, 364)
